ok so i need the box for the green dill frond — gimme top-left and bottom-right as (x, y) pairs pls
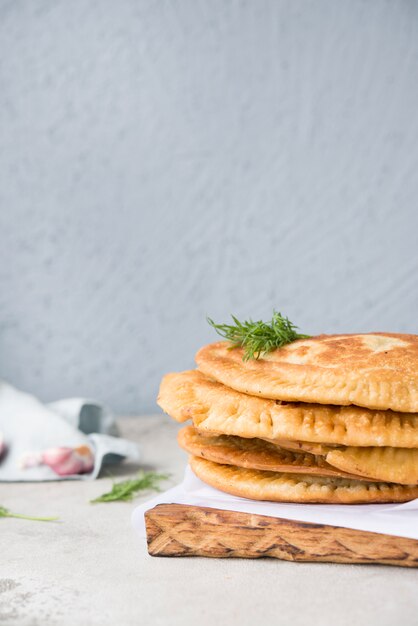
(90, 471), (169, 503)
(207, 311), (310, 361)
(0, 505), (58, 522)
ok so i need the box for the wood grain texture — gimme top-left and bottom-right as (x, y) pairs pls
(145, 504), (418, 567)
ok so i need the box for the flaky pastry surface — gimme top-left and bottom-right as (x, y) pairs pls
(190, 456), (418, 504)
(326, 446), (418, 485)
(196, 334), (418, 412)
(158, 370), (418, 448)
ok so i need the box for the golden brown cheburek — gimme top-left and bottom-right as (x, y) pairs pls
(326, 447), (418, 485)
(178, 426), (377, 481)
(190, 456), (418, 504)
(180, 426), (418, 486)
(158, 370), (418, 448)
(196, 334), (418, 412)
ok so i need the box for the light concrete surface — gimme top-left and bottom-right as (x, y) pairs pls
(1, 415), (418, 626)
(1, 1), (418, 413)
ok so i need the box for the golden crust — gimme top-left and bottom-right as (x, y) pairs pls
(190, 456), (418, 504)
(196, 334), (418, 412)
(158, 370), (418, 448)
(178, 426), (375, 481)
(262, 438), (333, 456)
(326, 447), (418, 485)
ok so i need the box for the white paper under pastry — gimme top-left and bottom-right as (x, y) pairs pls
(132, 465), (418, 541)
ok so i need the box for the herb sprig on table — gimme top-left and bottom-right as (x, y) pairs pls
(0, 505), (58, 522)
(208, 311), (310, 361)
(91, 471), (169, 503)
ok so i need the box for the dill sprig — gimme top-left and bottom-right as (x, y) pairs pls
(90, 471), (169, 503)
(207, 311), (310, 361)
(0, 505), (58, 522)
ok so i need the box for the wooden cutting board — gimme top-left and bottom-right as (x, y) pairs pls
(145, 503), (418, 567)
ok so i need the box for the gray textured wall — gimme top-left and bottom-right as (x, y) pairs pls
(1, 0), (418, 413)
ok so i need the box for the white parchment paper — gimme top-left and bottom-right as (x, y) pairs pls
(132, 465), (418, 540)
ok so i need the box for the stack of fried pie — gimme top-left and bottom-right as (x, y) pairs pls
(158, 333), (418, 504)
